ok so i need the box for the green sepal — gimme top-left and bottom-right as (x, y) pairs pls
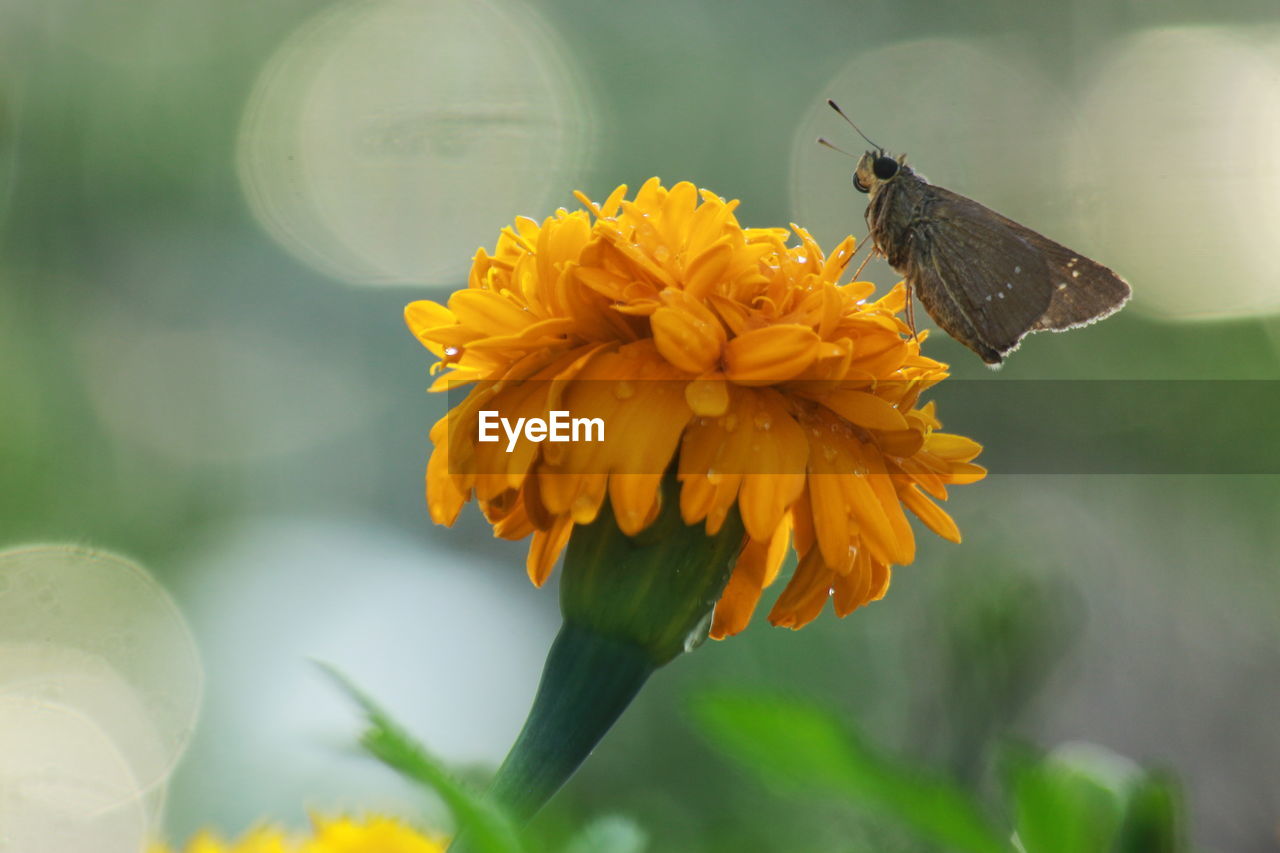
(560, 473), (746, 666)
(488, 472), (746, 821)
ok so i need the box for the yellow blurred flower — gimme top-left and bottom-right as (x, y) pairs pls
(153, 815), (444, 853)
(406, 178), (984, 635)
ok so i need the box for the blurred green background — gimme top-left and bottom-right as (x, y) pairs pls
(2, 0), (1279, 850)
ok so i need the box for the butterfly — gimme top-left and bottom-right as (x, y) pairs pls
(823, 100), (1131, 365)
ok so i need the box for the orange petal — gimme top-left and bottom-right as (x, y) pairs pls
(768, 548), (832, 630)
(609, 473), (665, 535)
(709, 542), (768, 640)
(651, 292), (726, 374)
(448, 290), (534, 336)
(925, 432), (984, 462)
(819, 390), (909, 432)
(684, 239), (734, 300)
(723, 325), (821, 385)
(527, 515), (573, 587)
(899, 484), (962, 542)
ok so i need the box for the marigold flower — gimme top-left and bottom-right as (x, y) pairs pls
(406, 178), (983, 635)
(152, 814), (444, 853)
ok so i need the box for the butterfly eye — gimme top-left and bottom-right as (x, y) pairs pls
(853, 173), (869, 193)
(872, 156), (899, 180)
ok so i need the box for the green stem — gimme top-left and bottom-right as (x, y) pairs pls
(486, 623), (654, 822)
(472, 473), (746, 836)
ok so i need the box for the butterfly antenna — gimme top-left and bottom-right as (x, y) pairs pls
(826, 99), (882, 151)
(817, 137), (857, 157)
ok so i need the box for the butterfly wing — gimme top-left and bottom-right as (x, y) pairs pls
(1019, 232), (1132, 332)
(901, 189), (1054, 363)
(902, 185), (1130, 363)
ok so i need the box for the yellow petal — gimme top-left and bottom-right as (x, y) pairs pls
(723, 325), (821, 385)
(926, 432), (984, 462)
(652, 303), (725, 374)
(448, 289), (533, 335)
(819, 390), (909, 431)
(683, 239), (734, 300)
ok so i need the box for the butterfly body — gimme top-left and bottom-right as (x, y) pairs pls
(853, 150), (1131, 365)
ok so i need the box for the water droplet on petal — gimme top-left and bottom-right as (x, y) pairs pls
(443, 346), (460, 357)
(614, 380), (635, 400)
(753, 413), (772, 431)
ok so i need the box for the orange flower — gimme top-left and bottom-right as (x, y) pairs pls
(406, 179), (984, 635)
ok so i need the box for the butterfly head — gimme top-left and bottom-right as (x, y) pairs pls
(853, 151), (906, 194)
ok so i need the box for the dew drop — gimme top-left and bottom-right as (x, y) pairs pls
(443, 346), (460, 357)
(822, 445), (837, 461)
(614, 380), (635, 399)
(753, 413), (772, 431)
(683, 611), (714, 653)
(723, 414), (739, 431)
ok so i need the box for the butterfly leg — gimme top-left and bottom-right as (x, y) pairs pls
(849, 238), (876, 281)
(904, 281), (919, 340)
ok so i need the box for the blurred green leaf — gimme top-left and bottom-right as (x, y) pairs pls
(691, 690), (1007, 853)
(1009, 754), (1121, 853)
(1112, 773), (1186, 853)
(562, 815), (647, 853)
(1006, 742), (1186, 853)
(319, 662), (525, 853)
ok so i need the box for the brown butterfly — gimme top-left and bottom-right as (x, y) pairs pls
(822, 100), (1131, 365)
